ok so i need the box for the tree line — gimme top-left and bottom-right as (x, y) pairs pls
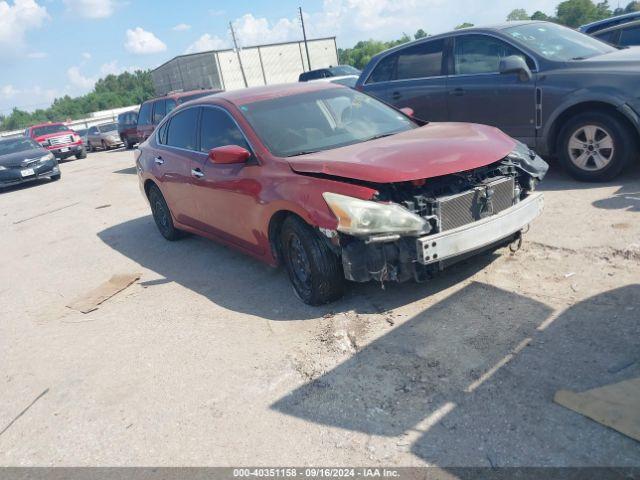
(0, 70), (155, 132)
(338, 0), (640, 69)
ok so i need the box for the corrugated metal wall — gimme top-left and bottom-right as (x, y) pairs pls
(151, 37), (338, 95)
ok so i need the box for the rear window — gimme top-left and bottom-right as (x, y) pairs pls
(152, 100), (167, 124)
(98, 123), (117, 133)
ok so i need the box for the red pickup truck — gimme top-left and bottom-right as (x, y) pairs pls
(25, 123), (87, 161)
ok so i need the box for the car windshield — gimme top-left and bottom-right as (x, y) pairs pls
(32, 124), (69, 136)
(329, 65), (361, 76)
(0, 137), (40, 155)
(505, 22), (616, 61)
(98, 123), (117, 133)
(240, 88), (416, 157)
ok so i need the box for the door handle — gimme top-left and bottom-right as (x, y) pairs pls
(191, 168), (204, 178)
(391, 91), (402, 100)
(450, 88), (465, 96)
(154, 156), (164, 165)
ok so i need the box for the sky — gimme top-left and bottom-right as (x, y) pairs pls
(0, 0), (560, 114)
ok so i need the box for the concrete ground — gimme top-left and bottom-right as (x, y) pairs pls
(0, 148), (639, 467)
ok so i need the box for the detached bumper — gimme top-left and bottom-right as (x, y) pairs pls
(417, 193), (544, 265)
(341, 193), (544, 283)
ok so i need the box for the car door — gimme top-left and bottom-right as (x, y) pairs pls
(87, 126), (99, 147)
(189, 106), (264, 254)
(152, 107), (201, 227)
(361, 39), (449, 122)
(446, 34), (537, 143)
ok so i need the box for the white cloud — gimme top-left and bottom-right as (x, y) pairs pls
(1, 85), (20, 99)
(67, 66), (96, 90)
(124, 27), (167, 54)
(27, 51), (47, 58)
(185, 33), (229, 53)
(63, 0), (114, 19)
(172, 23), (191, 32)
(0, 85), (60, 114)
(0, 0), (49, 55)
(99, 60), (139, 75)
(233, 13), (300, 47)
(82, 52), (91, 59)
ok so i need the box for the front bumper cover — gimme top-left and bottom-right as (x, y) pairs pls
(0, 160), (59, 187)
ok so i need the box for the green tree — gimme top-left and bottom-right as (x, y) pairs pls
(414, 29), (428, 39)
(531, 10), (552, 20)
(338, 34), (412, 70)
(455, 22), (474, 29)
(507, 8), (530, 20)
(625, 0), (640, 11)
(556, 0), (605, 26)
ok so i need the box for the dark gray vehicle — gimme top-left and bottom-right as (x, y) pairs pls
(585, 19), (640, 47)
(356, 21), (640, 181)
(0, 136), (60, 189)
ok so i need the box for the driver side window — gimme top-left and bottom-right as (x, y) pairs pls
(453, 35), (534, 75)
(199, 108), (250, 154)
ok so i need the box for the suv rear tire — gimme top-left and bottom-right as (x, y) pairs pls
(280, 216), (345, 305)
(557, 111), (634, 181)
(148, 184), (183, 241)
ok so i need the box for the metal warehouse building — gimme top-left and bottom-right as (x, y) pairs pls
(151, 37), (339, 95)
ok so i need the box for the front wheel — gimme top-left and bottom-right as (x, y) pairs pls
(280, 216), (345, 305)
(51, 173), (61, 181)
(148, 184), (183, 241)
(557, 112), (635, 181)
(75, 148), (87, 160)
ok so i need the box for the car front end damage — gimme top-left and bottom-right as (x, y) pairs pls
(322, 145), (548, 283)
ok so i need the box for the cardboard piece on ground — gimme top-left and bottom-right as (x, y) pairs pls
(554, 377), (640, 442)
(66, 273), (141, 313)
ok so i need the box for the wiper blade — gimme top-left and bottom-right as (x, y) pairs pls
(366, 132), (396, 141)
(287, 150), (320, 157)
(571, 56), (587, 60)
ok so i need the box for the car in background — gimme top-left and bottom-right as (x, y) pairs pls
(299, 65), (361, 82)
(0, 136), (60, 189)
(579, 11), (640, 36)
(136, 82), (546, 305)
(74, 128), (90, 150)
(136, 89), (221, 143)
(117, 110), (139, 149)
(87, 123), (124, 151)
(311, 75), (359, 88)
(25, 123), (86, 161)
(356, 21), (640, 181)
(584, 18), (640, 47)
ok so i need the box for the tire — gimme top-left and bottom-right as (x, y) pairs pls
(75, 148), (87, 160)
(51, 173), (61, 181)
(89, 143), (95, 153)
(280, 216), (345, 305)
(557, 111), (635, 181)
(148, 184), (182, 241)
(101, 140), (108, 151)
(124, 137), (133, 149)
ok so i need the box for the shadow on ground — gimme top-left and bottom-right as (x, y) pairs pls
(113, 166), (137, 175)
(98, 215), (500, 320)
(272, 284), (640, 466)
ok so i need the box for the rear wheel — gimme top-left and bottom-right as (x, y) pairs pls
(280, 216), (345, 305)
(148, 184), (182, 241)
(558, 111), (634, 181)
(75, 148), (86, 160)
(101, 140), (108, 151)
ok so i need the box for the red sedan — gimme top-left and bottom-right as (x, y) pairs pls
(136, 82), (548, 304)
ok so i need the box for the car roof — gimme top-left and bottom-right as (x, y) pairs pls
(580, 11), (640, 32)
(200, 82), (343, 106)
(594, 18), (640, 34)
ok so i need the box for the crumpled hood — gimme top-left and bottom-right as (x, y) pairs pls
(287, 123), (517, 183)
(0, 148), (48, 167)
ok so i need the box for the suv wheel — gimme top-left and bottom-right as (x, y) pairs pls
(558, 112), (634, 181)
(148, 184), (183, 241)
(280, 216), (345, 305)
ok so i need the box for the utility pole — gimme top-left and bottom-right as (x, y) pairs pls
(299, 7), (311, 70)
(229, 21), (248, 88)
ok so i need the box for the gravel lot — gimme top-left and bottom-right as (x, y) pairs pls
(1, 148), (639, 467)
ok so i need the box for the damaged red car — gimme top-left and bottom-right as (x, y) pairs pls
(136, 82), (547, 305)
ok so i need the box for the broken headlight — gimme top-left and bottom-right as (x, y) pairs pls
(323, 192), (427, 236)
(506, 141), (549, 180)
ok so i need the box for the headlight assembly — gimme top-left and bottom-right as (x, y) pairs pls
(323, 192), (427, 236)
(40, 153), (54, 162)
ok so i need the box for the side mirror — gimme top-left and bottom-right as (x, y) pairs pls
(399, 107), (414, 117)
(208, 145), (251, 164)
(499, 55), (532, 82)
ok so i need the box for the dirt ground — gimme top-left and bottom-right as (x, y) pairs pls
(0, 148), (639, 467)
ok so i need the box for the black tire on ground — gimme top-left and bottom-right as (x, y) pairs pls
(124, 137), (134, 149)
(557, 111), (635, 182)
(280, 216), (345, 305)
(75, 148), (87, 160)
(148, 184), (182, 241)
(101, 140), (108, 151)
(88, 143), (94, 153)
(51, 173), (61, 181)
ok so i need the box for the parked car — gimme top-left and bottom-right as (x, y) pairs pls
(117, 110), (139, 149)
(579, 11), (640, 36)
(0, 136), (60, 189)
(136, 83), (547, 305)
(137, 89), (221, 143)
(74, 128), (90, 150)
(87, 123), (124, 151)
(25, 123), (86, 161)
(299, 65), (361, 82)
(311, 75), (359, 88)
(356, 21), (640, 181)
(584, 19), (640, 47)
